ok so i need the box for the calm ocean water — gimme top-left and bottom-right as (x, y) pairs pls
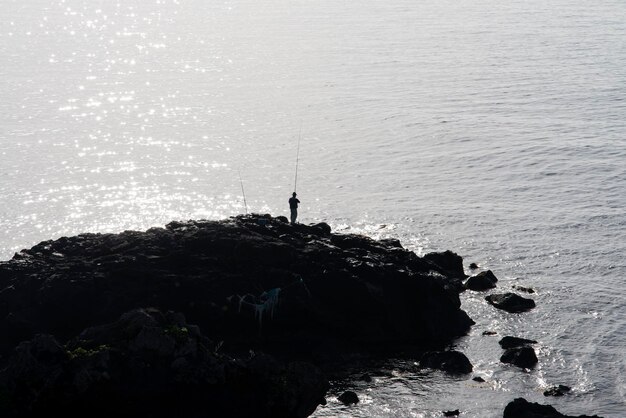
(1, 0), (625, 416)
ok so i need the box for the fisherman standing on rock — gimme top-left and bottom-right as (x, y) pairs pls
(289, 192), (300, 224)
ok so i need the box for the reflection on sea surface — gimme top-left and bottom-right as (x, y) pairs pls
(1, 0), (625, 416)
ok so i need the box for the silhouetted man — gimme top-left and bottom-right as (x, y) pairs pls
(289, 192), (300, 224)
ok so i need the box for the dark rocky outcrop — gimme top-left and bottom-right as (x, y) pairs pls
(500, 346), (538, 369)
(423, 250), (467, 279)
(544, 385), (571, 397)
(485, 293), (536, 313)
(503, 398), (603, 418)
(443, 409), (460, 416)
(420, 350), (473, 374)
(0, 214), (475, 417)
(422, 250), (468, 294)
(499, 336), (538, 349)
(464, 270), (498, 291)
(0, 215), (473, 358)
(0, 308), (328, 418)
(337, 391), (359, 405)
(472, 376), (485, 382)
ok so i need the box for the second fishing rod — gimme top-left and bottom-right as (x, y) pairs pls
(293, 123), (302, 194)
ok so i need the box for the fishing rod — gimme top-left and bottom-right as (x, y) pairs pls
(238, 169), (248, 214)
(293, 123), (302, 193)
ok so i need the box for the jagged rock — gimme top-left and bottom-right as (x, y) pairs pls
(503, 398), (603, 418)
(421, 251), (468, 294)
(0, 214), (473, 360)
(310, 222), (332, 235)
(482, 331), (497, 336)
(469, 263), (478, 269)
(420, 350), (473, 374)
(465, 270), (498, 291)
(0, 214), (476, 417)
(544, 385), (571, 397)
(379, 238), (403, 249)
(0, 308), (328, 418)
(337, 391), (359, 405)
(443, 410), (460, 417)
(500, 346), (538, 369)
(472, 376), (485, 382)
(499, 336), (538, 349)
(423, 250), (467, 279)
(485, 293), (536, 313)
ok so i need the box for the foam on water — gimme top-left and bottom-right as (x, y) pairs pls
(1, 0), (625, 416)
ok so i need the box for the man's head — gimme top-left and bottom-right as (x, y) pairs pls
(292, 192), (297, 197)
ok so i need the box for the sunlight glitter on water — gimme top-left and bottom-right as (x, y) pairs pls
(2, 0), (625, 416)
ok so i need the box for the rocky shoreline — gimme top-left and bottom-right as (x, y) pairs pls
(0, 214), (601, 417)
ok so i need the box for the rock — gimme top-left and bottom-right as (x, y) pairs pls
(0, 213), (477, 416)
(482, 331), (497, 336)
(0, 308), (328, 418)
(440, 277), (467, 294)
(500, 346), (538, 369)
(420, 350), (473, 374)
(423, 250), (467, 279)
(469, 262), (478, 269)
(379, 238), (403, 248)
(443, 410), (460, 416)
(465, 270), (498, 291)
(337, 391), (359, 405)
(310, 222), (332, 235)
(544, 385), (571, 397)
(472, 376), (485, 382)
(0, 214), (474, 360)
(499, 336), (538, 349)
(436, 276), (467, 295)
(360, 373), (372, 382)
(513, 285), (535, 293)
(503, 398), (603, 418)
(485, 293), (536, 313)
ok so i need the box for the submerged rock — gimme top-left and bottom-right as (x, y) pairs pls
(544, 385), (572, 397)
(420, 350), (473, 374)
(513, 285), (535, 294)
(503, 398), (603, 418)
(500, 346), (538, 369)
(485, 293), (536, 313)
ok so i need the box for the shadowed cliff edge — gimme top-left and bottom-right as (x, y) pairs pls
(0, 214), (599, 417)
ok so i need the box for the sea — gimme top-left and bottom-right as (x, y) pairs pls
(1, 0), (625, 416)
